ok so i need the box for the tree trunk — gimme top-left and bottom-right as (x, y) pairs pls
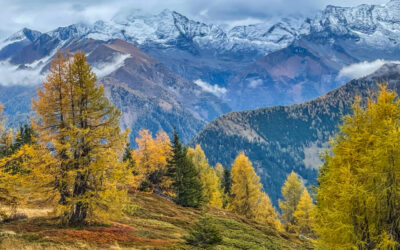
(68, 172), (88, 225)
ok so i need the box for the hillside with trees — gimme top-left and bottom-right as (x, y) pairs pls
(0, 52), (313, 249)
(192, 63), (400, 205)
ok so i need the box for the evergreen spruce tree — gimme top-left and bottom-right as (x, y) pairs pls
(221, 165), (232, 209)
(167, 128), (203, 208)
(222, 166), (232, 195)
(11, 124), (36, 153)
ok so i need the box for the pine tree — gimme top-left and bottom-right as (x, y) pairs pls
(293, 189), (314, 236)
(229, 152), (262, 219)
(123, 143), (133, 164)
(279, 171), (304, 232)
(220, 165), (232, 209)
(314, 86), (400, 249)
(175, 156), (203, 208)
(222, 166), (232, 195)
(166, 128), (184, 180)
(167, 129), (203, 208)
(32, 51), (128, 225)
(188, 145), (223, 208)
(12, 124), (35, 152)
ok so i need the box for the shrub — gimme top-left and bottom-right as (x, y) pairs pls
(184, 215), (222, 248)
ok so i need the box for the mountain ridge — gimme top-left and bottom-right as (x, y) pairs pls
(192, 63), (400, 205)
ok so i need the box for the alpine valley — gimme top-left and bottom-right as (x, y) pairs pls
(1, 0), (400, 203)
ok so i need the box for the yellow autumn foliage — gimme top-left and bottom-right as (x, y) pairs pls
(132, 129), (171, 194)
(187, 145), (223, 208)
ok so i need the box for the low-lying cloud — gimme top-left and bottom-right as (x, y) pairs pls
(92, 53), (131, 78)
(0, 60), (45, 86)
(0, 53), (130, 86)
(194, 79), (227, 97)
(338, 59), (400, 80)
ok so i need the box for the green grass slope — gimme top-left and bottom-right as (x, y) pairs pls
(0, 193), (313, 249)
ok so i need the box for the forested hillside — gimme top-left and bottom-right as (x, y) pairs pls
(192, 63), (400, 204)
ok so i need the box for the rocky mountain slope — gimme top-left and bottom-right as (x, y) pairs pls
(192, 63), (400, 205)
(0, 36), (230, 143)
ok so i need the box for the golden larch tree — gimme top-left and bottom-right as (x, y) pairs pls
(293, 188), (314, 236)
(279, 171), (304, 232)
(256, 192), (282, 231)
(187, 145), (223, 208)
(229, 152), (262, 219)
(132, 129), (171, 193)
(32, 51), (128, 225)
(314, 85), (400, 249)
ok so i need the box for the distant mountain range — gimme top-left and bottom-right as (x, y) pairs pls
(192, 63), (400, 205)
(1, 0), (400, 143)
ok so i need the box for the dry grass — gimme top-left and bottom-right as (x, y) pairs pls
(0, 206), (52, 218)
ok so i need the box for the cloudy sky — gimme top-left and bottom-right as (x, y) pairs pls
(0, 0), (389, 39)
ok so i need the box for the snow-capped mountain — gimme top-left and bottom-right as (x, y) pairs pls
(1, 0), (400, 122)
(227, 0), (400, 110)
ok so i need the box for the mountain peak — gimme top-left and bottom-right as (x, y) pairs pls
(158, 8), (173, 16)
(4, 28), (41, 43)
(48, 23), (90, 41)
(366, 63), (400, 80)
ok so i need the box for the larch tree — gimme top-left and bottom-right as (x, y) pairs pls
(293, 188), (314, 236)
(32, 51), (128, 225)
(215, 163), (224, 182)
(314, 85), (400, 249)
(0, 105), (18, 214)
(132, 129), (171, 193)
(0, 143), (55, 217)
(256, 192), (282, 231)
(229, 152), (262, 219)
(167, 128), (203, 208)
(187, 145), (223, 208)
(0, 110), (54, 218)
(279, 171), (304, 232)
